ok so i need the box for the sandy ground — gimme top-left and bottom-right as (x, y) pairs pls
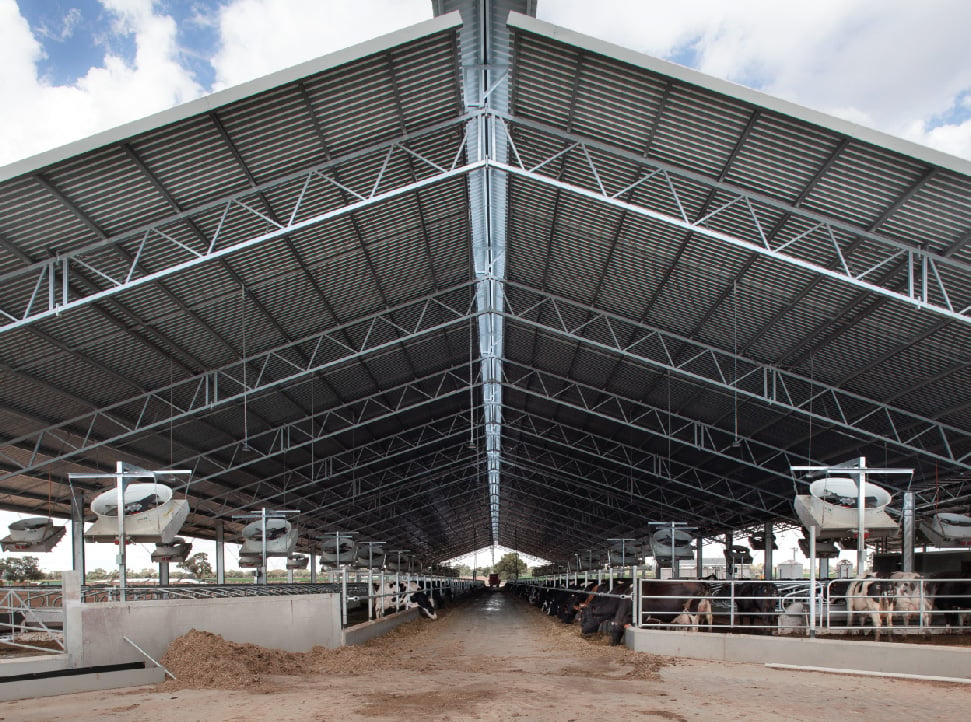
(3, 589), (970, 721)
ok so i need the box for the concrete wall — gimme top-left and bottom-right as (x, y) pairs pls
(625, 628), (971, 679)
(342, 608), (419, 646)
(66, 592), (342, 668)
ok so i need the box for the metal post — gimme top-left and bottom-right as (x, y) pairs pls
(763, 522), (774, 580)
(902, 491), (915, 573)
(115, 461), (127, 602)
(695, 535), (704, 578)
(215, 520), (225, 585)
(309, 549), (317, 583)
(379, 568), (386, 617)
(259, 507), (268, 585)
(70, 485), (85, 581)
(341, 565), (349, 627)
(725, 531), (733, 580)
(159, 562), (169, 586)
(632, 564), (640, 628)
(855, 456), (867, 577)
(808, 524), (817, 638)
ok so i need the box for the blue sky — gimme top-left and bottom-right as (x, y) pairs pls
(1, 0), (970, 168)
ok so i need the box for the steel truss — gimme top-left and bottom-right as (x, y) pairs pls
(502, 282), (971, 468)
(0, 285), (476, 484)
(225, 439), (478, 527)
(505, 365), (960, 512)
(0, 116), (477, 335)
(492, 111), (971, 326)
(501, 442), (724, 527)
(187, 410), (478, 514)
(504, 411), (791, 515)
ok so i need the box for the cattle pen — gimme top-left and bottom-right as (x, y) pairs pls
(3, 586), (971, 721)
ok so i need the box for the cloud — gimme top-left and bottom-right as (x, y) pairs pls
(210, 0), (432, 90)
(538, 0), (971, 161)
(0, 0), (202, 167)
(36, 6), (83, 42)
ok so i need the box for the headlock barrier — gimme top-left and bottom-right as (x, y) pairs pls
(508, 569), (971, 637)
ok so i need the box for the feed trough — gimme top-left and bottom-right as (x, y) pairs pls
(1, 517), (66, 552)
(793, 476), (897, 538)
(797, 536), (841, 558)
(150, 537), (192, 564)
(84, 483), (189, 543)
(239, 518), (297, 557)
(920, 512), (971, 548)
(649, 528), (695, 563)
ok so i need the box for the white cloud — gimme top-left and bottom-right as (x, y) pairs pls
(0, 0), (202, 167)
(37, 6), (83, 42)
(539, 0), (971, 161)
(210, 0), (432, 90)
(2, 1), (970, 168)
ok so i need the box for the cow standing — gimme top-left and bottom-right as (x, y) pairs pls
(928, 576), (971, 627)
(581, 580), (711, 646)
(846, 575), (895, 635)
(579, 579), (634, 645)
(889, 571), (931, 629)
(734, 581), (779, 631)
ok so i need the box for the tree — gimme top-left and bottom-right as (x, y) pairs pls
(0, 555), (44, 583)
(454, 564), (472, 578)
(493, 552), (527, 581)
(177, 552), (213, 579)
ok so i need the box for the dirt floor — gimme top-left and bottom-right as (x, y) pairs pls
(3, 589), (971, 721)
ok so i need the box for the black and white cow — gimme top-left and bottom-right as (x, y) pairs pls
(889, 571), (931, 629)
(579, 579), (713, 645)
(372, 580), (438, 619)
(846, 574), (895, 634)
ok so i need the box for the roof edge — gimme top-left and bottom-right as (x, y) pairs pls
(508, 12), (971, 178)
(0, 11), (462, 183)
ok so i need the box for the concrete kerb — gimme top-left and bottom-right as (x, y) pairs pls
(342, 607), (421, 646)
(625, 627), (971, 679)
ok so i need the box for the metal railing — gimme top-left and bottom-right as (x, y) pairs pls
(515, 574), (971, 636)
(0, 589), (66, 654)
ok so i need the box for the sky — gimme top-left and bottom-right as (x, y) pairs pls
(2, 1), (969, 570)
(0, 0), (969, 168)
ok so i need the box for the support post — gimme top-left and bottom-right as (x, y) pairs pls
(725, 531), (734, 579)
(902, 491), (915, 573)
(115, 461), (127, 602)
(696, 535), (704, 578)
(259, 508), (268, 585)
(809, 524), (817, 638)
(763, 522), (774, 580)
(158, 562), (169, 586)
(215, 520), (225, 584)
(855, 456), (867, 577)
(70, 485), (85, 581)
(310, 549), (317, 583)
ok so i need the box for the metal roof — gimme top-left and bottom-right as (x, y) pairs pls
(0, 3), (969, 566)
